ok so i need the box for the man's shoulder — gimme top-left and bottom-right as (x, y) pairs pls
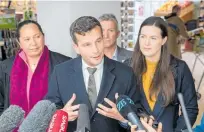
(118, 46), (133, 55)
(49, 50), (72, 61)
(54, 57), (78, 72)
(117, 46), (133, 62)
(106, 57), (133, 73)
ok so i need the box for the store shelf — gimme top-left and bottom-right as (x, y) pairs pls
(121, 7), (135, 10)
(154, 3), (194, 22)
(155, 3), (193, 16)
(121, 0), (139, 48)
(121, 15), (134, 19)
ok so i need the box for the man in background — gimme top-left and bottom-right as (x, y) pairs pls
(99, 13), (132, 62)
(164, 5), (189, 59)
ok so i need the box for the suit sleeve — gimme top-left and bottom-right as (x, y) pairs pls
(174, 62), (198, 131)
(0, 62), (4, 115)
(45, 67), (64, 109)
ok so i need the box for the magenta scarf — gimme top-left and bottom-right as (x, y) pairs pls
(10, 46), (50, 116)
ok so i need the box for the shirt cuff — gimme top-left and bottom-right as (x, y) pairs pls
(119, 120), (129, 129)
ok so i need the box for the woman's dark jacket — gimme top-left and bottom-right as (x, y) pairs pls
(124, 56), (198, 132)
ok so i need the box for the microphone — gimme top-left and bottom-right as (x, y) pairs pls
(47, 110), (68, 132)
(75, 104), (91, 132)
(116, 95), (145, 130)
(0, 105), (25, 132)
(18, 100), (56, 132)
(178, 93), (193, 132)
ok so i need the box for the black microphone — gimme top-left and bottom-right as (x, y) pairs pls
(18, 100), (56, 132)
(116, 95), (145, 130)
(0, 105), (25, 132)
(178, 93), (193, 132)
(75, 104), (91, 132)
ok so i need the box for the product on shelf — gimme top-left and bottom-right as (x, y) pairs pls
(157, 0), (192, 12)
(157, 0), (179, 12)
(154, 0), (194, 22)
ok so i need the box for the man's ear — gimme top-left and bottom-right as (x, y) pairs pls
(116, 30), (120, 38)
(73, 43), (80, 54)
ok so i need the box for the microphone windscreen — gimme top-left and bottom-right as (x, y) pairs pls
(0, 105), (25, 132)
(18, 100), (56, 132)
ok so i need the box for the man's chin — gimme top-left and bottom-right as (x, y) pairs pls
(104, 44), (114, 48)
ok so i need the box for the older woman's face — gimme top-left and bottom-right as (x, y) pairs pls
(19, 23), (45, 58)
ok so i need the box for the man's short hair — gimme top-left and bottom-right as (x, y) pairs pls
(98, 13), (118, 30)
(70, 16), (102, 44)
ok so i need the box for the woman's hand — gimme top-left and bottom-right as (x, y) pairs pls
(130, 117), (162, 132)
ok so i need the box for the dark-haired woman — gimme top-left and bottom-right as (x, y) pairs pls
(124, 16), (198, 132)
(0, 20), (71, 116)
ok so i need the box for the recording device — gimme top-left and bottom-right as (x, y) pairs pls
(116, 95), (159, 129)
(116, 95), (145, 130)
(178, 93), (193, 132)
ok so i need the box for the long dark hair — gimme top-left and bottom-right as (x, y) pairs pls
(132, 16), (175, 106)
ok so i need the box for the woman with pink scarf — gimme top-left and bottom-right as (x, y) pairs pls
(0, 20), (71, 117)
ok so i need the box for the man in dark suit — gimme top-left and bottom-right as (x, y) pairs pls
(46, 16), (140, 132)
(98, 14), (132, 62)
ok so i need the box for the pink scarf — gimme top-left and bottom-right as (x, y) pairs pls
(10, 46), (50, 116)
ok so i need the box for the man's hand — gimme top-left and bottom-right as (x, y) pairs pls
(62, 93), (80, 121)
(96, 93), (126, 122)
(130, 117), (162, 132)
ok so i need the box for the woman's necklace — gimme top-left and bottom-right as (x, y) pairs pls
(30, 63), (37, 72)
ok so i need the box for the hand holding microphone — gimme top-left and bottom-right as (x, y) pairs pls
(116, 94), (146, 130)
(116, 95), (162, 131)
(62, 93), (80, 121)
(130, 117), (162, 132)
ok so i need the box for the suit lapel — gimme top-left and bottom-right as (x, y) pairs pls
(91, 56), (115, 118)
(73, 57), (93, 115)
